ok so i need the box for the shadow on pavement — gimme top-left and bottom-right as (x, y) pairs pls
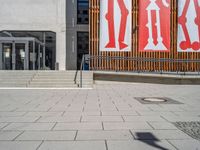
(135, 132), (169, 150)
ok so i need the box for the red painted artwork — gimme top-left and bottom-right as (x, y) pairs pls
(139, 0), (170, 52)
(105, 0), (129, 50)
(100, 0), (131, 52)
(178, 0), (200, 51)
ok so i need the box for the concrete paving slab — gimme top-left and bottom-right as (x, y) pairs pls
(131, 129), (192, 140)
(16, 131), (76, 141)
(107, 140), (176, 150)
(3, 123), (55, 131)
(0, 123), (8, 129)
(0, 112), (26, 117)
(168, 139), (200, 150)
(173, 111), (200, 117)
(81, 116), (123, 122)
(0, 141), (41, 150)
(136, 111), (176, 116)
(101, 111), (138, 116)
(24, 111), (63, 117)
(0, 106), (18, 112)
(48, 107), (68, 112)
(0, 82), (200, 149)
(38, 141), (106, 150)
(0, 131), (22, 141)
(161, 116), (200, 122)
(37, 116), (81, 123)
(62, 112), (83, 117)
(103, 122), (153, 130)
(0, 117), (39, 123)
(54, 123), (102, 130)
(148, 122), (178, 130)
(76, 130), (132, 140)
(123, 116), (166, 122)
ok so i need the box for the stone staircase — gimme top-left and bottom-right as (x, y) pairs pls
(0, 71), (34, 87)
(0, 71), (93, 88)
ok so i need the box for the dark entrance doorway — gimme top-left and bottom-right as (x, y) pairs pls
(77, 32), (89, 69)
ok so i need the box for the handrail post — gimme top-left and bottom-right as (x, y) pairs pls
(80, 67), (82, 88)
(80, 55), (85, 88)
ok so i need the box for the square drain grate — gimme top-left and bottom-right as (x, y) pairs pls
(135, 97), (183, 104)
(174, 122), (200, 141)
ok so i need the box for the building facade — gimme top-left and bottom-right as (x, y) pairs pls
(0, 0), (89, 70)
(90, 0), (200, 72)
(0, 0), (200, 72)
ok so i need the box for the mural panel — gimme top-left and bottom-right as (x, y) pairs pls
(178, 0), (200, 52)
(139, 0), (171, 52)
(100, 0), (132, 52)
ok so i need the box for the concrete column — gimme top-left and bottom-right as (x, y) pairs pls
(38, 44), (40, 69)
(55, 0), (66, 70)
(0, 42), (2, 70)
(12, 42), (16, 70)
(25, 41), (29, 70)
(43, 32), (46, 68)
(56, 31), (66, 70)
(33, 41), (35, 70)
(66, 30), (77, 70)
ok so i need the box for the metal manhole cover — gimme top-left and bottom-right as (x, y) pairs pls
(135, 97), (183, 104)
(174, 122), (200, 141)
(143, 98), (167, 102)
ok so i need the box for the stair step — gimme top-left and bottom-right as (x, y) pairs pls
(30, 82), (76, 85)
(0, 84), (27, 87)
(0, 71), (93, 88)
(29, 85), (78, 88)
(0, 82), (28, 84)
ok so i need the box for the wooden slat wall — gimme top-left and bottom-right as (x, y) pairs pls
(89, 0), (200, 72)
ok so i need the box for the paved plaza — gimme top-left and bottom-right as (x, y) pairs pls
(0, 82), (200, 150)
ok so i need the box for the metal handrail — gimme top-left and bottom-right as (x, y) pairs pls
(74, 69), (78, 84)
(74, 55), (200, 86)
(74, 55), (85, 88)
(89, 55), (200, 75)
(90, 55), (200, 63)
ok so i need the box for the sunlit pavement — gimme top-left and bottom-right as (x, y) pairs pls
(0, 82), (200, 150)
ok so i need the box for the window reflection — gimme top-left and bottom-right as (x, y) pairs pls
(77, 0), (89, 24)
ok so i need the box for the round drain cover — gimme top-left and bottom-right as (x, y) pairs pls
(143, 98), (166, 102)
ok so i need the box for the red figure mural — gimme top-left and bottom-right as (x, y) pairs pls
(105, 0), (129, 50)
(178, 0), (200, 50)
(138, 0), (171, 52)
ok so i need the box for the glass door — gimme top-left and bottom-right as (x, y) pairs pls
(2, 43), (12, 70)
(15, 43), (25, 70)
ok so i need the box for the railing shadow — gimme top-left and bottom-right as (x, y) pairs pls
(135, 132), (169, 150)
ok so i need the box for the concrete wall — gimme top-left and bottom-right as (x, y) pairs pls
(0, 0), (66, 70)
(66, 0), (89, 70)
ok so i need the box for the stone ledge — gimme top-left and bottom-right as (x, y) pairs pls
(94, 71), (200, 85)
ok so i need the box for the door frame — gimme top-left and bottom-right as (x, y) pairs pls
(0, 37), (44, 70)
(0, 41), (28, 70)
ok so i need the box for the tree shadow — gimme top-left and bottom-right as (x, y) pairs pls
(135, 132), (169, 150)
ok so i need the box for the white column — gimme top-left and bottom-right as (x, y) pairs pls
(56, 0), (66, 70)
(56, 30), (66, 70)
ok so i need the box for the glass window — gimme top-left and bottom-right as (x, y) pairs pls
(0, 31), (56, 70)
(77, 0), (89, 24)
